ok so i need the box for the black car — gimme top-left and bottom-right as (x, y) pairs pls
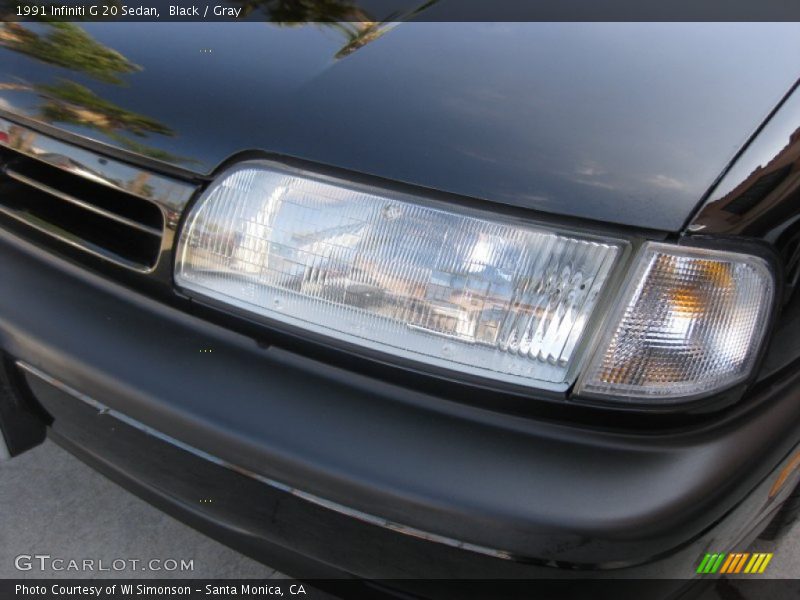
(2, 19), (800, 596)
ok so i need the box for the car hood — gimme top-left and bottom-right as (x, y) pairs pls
(1, 21), (799, 231)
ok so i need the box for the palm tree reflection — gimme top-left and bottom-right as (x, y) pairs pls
(0, 22), (190, 163)
(0, 22), (139, 84)
(227, 0), (439, 58)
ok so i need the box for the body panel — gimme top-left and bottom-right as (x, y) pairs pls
(3, 229), (800, 566)
(3, 19), (800, 582)
(2, 22), (800, 230)
(688, 83), (800, 381)
(27, 373), (800, 584)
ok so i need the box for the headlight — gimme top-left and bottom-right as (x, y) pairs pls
(176, 162), (776, 404)
(576, 242), (774, 402)
(175, 162), (625, 391)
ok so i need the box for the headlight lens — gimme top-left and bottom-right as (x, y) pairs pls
(577, 242), (774, 402)
(176, 162), (624, 390)
(176, 162), (776, 404)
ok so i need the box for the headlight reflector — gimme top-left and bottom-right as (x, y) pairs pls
(176, 162), (624, 390)
(577, 242), (774, 402)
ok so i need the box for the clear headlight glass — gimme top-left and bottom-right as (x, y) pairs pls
(577, 242), (774, 402)
(175, 162), (624, 390)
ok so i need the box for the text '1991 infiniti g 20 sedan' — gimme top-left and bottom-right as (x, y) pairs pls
(2, 17), (800, 598)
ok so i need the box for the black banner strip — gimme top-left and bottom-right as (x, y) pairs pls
(5, 0), (800, 23)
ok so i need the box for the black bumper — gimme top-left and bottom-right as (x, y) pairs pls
(2, 227), (800, 582)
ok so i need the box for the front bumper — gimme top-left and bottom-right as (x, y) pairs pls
(2, 226), (800, 584)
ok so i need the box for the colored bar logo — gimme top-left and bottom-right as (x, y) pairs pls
(696, 552), (773, 574)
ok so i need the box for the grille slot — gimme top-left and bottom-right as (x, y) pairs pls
(0, 117), (198, 277)
(0, 152), (165, 271)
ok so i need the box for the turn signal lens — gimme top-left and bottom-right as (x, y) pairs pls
(175, 162), (624, 390)
(577, 243), (774, 402)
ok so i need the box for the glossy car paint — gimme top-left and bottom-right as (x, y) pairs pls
(688, 80), (800, 381)
(1, 22), (800, 231)
(4, 18), (800, 583)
